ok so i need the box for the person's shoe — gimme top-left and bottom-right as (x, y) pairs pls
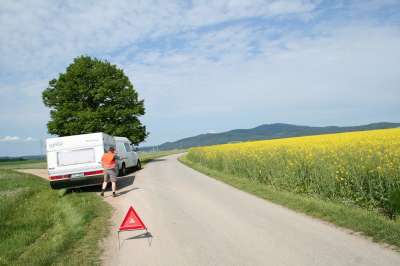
(112, 192), (116, 197)
(100, 190), (105, 197)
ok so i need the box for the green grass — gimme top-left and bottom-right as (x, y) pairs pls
(0, 160), (46, 169)
(0, 169), (111, 265)
(139, 149), (184, 165)
(180, 155), (400, 250)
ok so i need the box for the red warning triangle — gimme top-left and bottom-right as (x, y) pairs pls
(119, 206), (147, 231)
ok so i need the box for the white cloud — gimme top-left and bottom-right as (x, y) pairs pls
(0, 136), (20, 142)
(184, 0), (318, 26)
(0, 0), (319, 77)
(127, 23), (400, 106)
(0, 80), (50, 131)
(350, 0), (400, 11)
(0, 136), (37, 142)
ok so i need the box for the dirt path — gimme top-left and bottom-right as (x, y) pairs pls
(99, 154), (400, 266)
(17, 169), (48, 179)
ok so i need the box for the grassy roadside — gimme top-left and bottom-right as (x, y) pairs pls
(179, 155), (400, 250)
(0, 160), (46, 169)
(0, 170), (111, 265)
(0, 149), (182, 265)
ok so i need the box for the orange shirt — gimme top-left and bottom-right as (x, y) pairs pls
(101, 151), (116, 169)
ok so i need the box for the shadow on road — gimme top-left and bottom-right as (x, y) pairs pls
(117, 187), (140, 196)
(120, 231), (153, 247)
(146, 158), (166, 162)
(117, 174), (136, 189)
(66, 173), (136, 194)
(141, 158), (167, 165)
(126, 231), (153, 240)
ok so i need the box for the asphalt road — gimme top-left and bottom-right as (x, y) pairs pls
(97, 154), (400, 266)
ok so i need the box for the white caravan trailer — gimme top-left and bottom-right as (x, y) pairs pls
(46, 133), (141, 189)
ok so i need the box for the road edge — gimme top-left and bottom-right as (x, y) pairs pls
(178, 154), (400, 251)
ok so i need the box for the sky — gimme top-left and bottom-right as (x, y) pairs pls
(1, 0), (400, 156)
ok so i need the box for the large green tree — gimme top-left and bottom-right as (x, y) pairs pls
(42, 56), (148, 144)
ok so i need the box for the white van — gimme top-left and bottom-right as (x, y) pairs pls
(46, 132), (141, 189)
(114, 136), (141, 176)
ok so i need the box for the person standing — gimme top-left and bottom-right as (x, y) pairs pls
(101, 147), (118, 197)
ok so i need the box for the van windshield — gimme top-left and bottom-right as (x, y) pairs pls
(124, 143), (131, 152)
(57, 148), (95, 166)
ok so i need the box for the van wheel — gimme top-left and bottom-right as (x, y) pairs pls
(136, 159), (142, 170)
(120, 163), (126, 176)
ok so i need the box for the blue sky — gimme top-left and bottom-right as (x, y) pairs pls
(1, 0), (400, 156)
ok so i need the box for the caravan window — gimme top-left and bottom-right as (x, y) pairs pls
(57, 148), (95, 166)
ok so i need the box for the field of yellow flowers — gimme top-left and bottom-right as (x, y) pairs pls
(187, 128), (400, 218)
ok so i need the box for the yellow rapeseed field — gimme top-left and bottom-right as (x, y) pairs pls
(187, 128), (400, 217)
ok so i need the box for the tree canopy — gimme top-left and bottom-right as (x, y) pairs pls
(42, 56), (148, 144)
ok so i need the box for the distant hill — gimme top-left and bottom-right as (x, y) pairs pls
(143, 122), (400, 151)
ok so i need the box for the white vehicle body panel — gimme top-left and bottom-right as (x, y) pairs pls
(46, 132), (115, 177)
(114, 136), (139, 169)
